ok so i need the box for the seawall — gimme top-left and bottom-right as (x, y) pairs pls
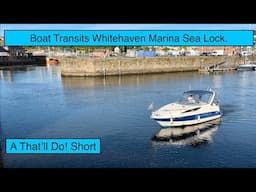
(60, 56), (244, 77)
(0, 56), (46, 67)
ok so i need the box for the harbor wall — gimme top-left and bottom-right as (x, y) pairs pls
(60, 56), (244, 77)
(0, 55), (46, 67)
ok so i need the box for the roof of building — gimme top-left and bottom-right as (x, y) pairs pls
(93, 49), (107, 52)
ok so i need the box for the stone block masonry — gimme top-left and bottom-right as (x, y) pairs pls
(60, 56), (244, 77)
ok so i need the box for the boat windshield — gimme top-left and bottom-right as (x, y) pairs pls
(178, 90), (214, 105)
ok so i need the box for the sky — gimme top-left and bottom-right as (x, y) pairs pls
(0, 24), (255, 36)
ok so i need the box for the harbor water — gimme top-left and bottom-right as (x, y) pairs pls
(1, 66), (256, 168)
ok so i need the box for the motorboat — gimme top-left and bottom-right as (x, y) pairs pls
(47, 58), (59, 65)
(150, 89), (222, 127)
(236, 63), (256, 71)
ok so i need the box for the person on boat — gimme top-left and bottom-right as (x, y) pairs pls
(187, 95), (195, 103)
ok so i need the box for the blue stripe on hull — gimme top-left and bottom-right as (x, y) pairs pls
(153, 111), (221, 122)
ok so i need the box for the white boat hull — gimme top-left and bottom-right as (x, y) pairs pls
(237, 64), (256, 71)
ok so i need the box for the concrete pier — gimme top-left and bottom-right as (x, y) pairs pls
(60, 56), (243, 77)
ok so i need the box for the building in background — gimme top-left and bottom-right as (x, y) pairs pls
(0, 46), (9, 56)
(0, 36), (3, 46)
(89, 49), (109, 57)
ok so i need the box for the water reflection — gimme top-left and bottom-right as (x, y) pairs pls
(0, 70), (15, 82)
(61, 72), (204, 88)
(0, 66), (60, 83)
(152, 119), (221, 147)
(0, 147), (2, 168)
(46, 65), (61, 80)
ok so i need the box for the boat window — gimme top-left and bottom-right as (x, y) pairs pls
(181, 92), (213, 104)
